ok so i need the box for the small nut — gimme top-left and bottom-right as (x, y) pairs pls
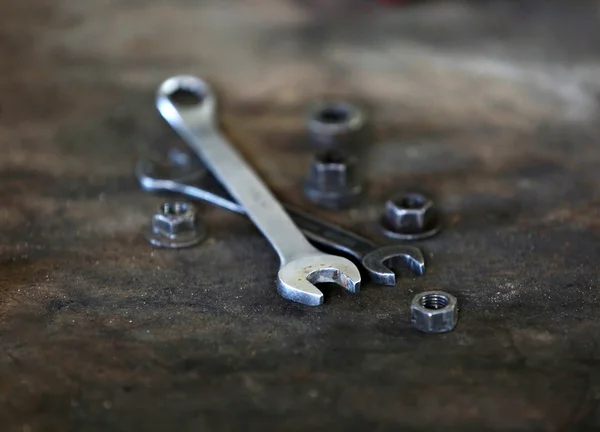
(144, 201), (206, 249)
(307, 100), (365, 149)
(380, 192), (441, 240)
(411, 291), (458, 333)
(303, 150), (363, 209)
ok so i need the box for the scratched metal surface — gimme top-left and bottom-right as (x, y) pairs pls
(1, 0), (600, 430)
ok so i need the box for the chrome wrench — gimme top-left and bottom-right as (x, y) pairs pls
(136, 157), (426, 285)
(156, 75), (361, 306)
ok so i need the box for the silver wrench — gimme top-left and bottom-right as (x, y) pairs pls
(156, 75), (361, 306)
(136, 157), (426, 286)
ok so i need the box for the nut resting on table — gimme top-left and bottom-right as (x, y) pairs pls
(144, 201), (207, 249)
(411, 291), (458, 333)
(307, 100), (365, 149)
(303, 149), (363, 209)
(380, 192), (441, 240)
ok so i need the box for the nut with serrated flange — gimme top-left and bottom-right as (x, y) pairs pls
(144, 201), (206, 249)
(411, 291), (458, 333)
(303, 150), (363, 209)
(380, 192), (441, 240)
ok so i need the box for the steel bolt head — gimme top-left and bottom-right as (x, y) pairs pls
(307, 100), (365, 149)
(411, 291), (458, 333)
(380, 192), (441, 240)
(145, 201), (206, 249)
(303, 150), (363, 209)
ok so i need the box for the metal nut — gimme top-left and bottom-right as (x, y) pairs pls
(303, 150), (363, 209)
(380, 192), (441, 240)
(411, 291), (458, 333)
(307, 100), (365, 149)
(144, 201), (206, 249)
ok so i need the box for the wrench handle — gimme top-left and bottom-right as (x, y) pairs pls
(156, 76), (318, 264)
(174, 124), (317, 264)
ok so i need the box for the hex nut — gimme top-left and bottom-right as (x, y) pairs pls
(303, 150), (363, 209)
(307, 100), (365, 149)
(380, 192), (441, 240)
(411, 291), (458, 333)
(144, 201), (206, 249)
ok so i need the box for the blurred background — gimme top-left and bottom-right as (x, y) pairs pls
(2, 1), (600, 431)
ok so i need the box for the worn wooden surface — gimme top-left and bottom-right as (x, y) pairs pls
(2, 0), (600, 430)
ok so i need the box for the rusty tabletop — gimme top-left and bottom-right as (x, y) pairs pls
(1, 0), (600, 430)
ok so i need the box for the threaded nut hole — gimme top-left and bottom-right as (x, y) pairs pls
(419, 294), (449, 310)
(395, 193), (427, 210)
(161, 202), (190, 216)
(318, 105), (350, 124)
(317, 150), (346, 164)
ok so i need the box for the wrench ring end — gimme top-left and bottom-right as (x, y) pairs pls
(156, 75), (216, 126)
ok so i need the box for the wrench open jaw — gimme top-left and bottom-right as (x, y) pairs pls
(362, 245), (425, 286)
(278, 254), (361, 306)
(136, 158), (425, 287)
(156, 75), (362, 306)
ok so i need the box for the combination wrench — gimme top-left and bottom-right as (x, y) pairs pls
(136, 157), (426, 286)
(156, 75), (362, 306)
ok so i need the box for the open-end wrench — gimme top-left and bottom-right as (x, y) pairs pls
(156, 75), (362, 306)
(136, 157), (426, 286)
